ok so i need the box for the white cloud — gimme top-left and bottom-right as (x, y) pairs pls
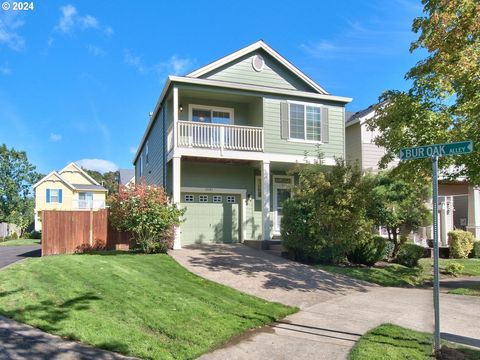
(124, 50), (194, 77)
(0, 13), (26, 51)
(87, 44), (105, 56)
(79, 15), (98, 29)
(55, 5), (112, 35)
(75, 159), (118, 173)
(49, 133), (62, 142)
(123, 49), (147, 73)
(57, 4), (77, 33)
(0, 63), (11, 75)
(129, 146), (137, 155)
(158, 55), (193, 76)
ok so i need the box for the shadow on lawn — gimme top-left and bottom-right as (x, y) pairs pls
(182, 244), (372, 295)
(1, 292), (101, 333)
(0, 314), (131, 360)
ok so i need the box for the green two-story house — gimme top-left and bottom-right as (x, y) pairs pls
(133, 40), (352, 249)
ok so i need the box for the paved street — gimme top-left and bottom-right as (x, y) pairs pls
(0, 245), (41, 269)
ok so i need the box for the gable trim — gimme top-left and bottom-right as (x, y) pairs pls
(60, 162), (101, 186)
(32, 171), (76, 190)
(187, 40), (329, 95)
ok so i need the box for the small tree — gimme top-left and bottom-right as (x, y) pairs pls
(282, 158), (373, 264)
(108, 183), (184, 253)
(365, 171), (430, 258)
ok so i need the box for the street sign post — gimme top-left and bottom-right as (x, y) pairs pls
(399, 140), (473, 354)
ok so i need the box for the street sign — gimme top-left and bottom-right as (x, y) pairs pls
(399, 140), (473, 160)
(399, 140), (474, 355)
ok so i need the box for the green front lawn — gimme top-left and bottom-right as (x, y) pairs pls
(349, 324), (480, 360)
(0, 238), (41, 246)
(0, 253), (296, 360)
(319, 258), (480, 288)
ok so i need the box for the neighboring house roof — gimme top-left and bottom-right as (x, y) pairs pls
(33, 163), (107, 192)
(133, 40), (353, 164)
(345, 105), (377, 127)
(119, 169), (135, 185)
(345, 111), (356, 123)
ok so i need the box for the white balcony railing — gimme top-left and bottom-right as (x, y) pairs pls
(72, 200), (106, 210)
(174, 120), (264, 152)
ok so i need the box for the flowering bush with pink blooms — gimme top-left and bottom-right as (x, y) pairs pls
(108, 183), (184, 253)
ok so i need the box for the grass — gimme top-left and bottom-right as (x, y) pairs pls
(448, 287), (480, 296)
(0, 238), (41, 246)
(349, 324), (480, 360)
(0, 252), (296, 360)
(319, 258), (480, 288)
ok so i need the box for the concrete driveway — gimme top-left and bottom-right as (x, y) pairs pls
(171, 244), (480, 360)
(0, 245), (41, 269)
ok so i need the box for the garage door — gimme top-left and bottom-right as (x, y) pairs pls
(181, 193), (240, 245)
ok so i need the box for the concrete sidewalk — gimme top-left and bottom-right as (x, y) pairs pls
(171, 244), (480, 360)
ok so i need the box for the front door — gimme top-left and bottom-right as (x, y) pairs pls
(273, 176), (293, 234)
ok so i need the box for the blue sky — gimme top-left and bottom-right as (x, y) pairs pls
(0, 0), (425, 174)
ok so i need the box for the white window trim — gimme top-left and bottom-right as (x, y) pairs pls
(255, 176), (262, 200)
(188, 104), (235, 125)
(199, 194), (209, 203)
(184, 194), (194, 202)
(213, 195), (222, 203)
(226, 195), (236, 204)
(287, 101), (323, 144)
(49, 189), (60, 203)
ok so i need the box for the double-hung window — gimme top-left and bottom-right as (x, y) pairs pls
(289, 103), (321, 142)
(50, 189), (60, 203)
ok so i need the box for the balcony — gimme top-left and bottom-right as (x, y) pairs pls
(168, 120), (264, 153)
(72, 200), (106, 210)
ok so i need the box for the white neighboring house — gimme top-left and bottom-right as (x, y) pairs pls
(345, 105), (480, 245)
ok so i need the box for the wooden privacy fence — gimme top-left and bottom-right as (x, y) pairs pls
(42, 209), (132, 256)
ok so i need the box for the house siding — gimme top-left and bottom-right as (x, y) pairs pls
(201, 50), (314, 92)
(360, 125), (399, 171)
(263, 96), (345, 158)
(345, 122), (362, 167)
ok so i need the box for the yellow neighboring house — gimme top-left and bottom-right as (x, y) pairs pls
(33, 162), (108, 231)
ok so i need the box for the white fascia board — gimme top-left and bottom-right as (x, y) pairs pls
(32, 171), (76, 190)
(170, 76), (352, 103)
(187, 40), (329, 95)
(61, 162), (101, 185)
(169, 147), (336, 166)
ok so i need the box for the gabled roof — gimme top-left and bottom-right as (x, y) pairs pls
(119, 169), (135, 185)
(345, 104), (377, 127)
(32, 171), (76, 190)
(187, 40), (329, 95)
(60, 162), (101, 186)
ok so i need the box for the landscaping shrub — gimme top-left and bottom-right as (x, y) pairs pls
(471, 241), (480, 258)
(396, 243), (425, 267)
(281, 158), (372, 264)
(10, 232), (18, 240)
(108, 183), (184, 254)
(443, 262), (464, 277)
(448, 230), (474, 259)
(29, 230), (41, 239)
(347, 236), (387, 266)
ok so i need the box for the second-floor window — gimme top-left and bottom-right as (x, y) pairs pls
(47, 189), (62, 203)
(190, 105), (234, 125)
(289, 103), (321, 142)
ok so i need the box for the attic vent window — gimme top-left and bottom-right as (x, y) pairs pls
(252, 55), (265, 72)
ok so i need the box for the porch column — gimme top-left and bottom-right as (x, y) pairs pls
(261, 160), (271, 242)
(439, 201), (448, 246)
(173, 86), (178, 148)
(467, 186), (480, 239)
(172, 155), (181, 249)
